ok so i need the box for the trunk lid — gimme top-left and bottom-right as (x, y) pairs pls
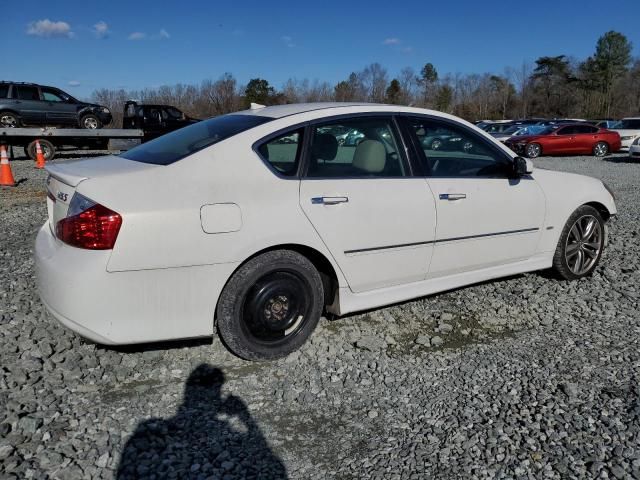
(45, 155), (158, 231)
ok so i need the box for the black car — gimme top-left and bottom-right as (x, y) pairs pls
(123, 101), (199, 141)
(0, 81), (112, 129)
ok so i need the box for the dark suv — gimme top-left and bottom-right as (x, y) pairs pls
(0, 81), (112, 129)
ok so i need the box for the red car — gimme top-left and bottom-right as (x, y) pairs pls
(505, 124), (621, 158)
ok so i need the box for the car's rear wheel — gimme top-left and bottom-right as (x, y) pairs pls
(552, 205), (605, 280)
(526, 143), (542, 158)
(80, 114), (102, 129)
(0, 112), (20, 128)
(27, 139), (55, 162)
(593, 141), (608, 157)
(216, 250), (324, 361)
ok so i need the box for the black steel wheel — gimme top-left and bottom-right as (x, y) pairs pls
(216, 250), (324, 361)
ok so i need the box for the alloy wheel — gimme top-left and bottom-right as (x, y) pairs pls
(594, 142), (608, 157)
(526, 143), (541, 158)
(83, 117), (99, 129)
(565, 215), (602, 275)
(0, 114), (17, 127)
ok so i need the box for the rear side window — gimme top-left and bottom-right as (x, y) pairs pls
(0, 85), (8, 98)
(305, 117), (407, 178)
(15, 86), (40, 101)
(257, 128), (304, 177)
(120, 114), (273, 165)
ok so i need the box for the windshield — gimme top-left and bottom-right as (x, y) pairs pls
(502, 125), (521, 134)
(121, 114), (273, 165)
(617, 119), (640, 129)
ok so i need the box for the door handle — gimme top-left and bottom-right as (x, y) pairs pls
(439, 193), (466, 201)
(311, 196), (349, 205)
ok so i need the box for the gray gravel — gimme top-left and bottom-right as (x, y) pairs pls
(1, 151), (639, 479)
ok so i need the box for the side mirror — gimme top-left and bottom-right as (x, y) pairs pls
(514, 156), (534, 176)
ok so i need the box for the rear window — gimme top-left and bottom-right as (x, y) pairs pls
(0, 84), (8, 98)
(120, 114), (273, 165)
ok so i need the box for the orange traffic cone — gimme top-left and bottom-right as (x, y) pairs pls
(0, 144), (16, 187)
(35, 140), (46, 169)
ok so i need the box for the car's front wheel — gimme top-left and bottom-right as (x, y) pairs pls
(552, 205), (605, 280)
(526, 143), (542, 158)
(216, 250), (324, 361)
(80, 114), (102, 129)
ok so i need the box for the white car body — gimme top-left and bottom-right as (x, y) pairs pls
(35, 103), (617, 346)
(612, 117), (640, 151)
(630, 140), (640, 159)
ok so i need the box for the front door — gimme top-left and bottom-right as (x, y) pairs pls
(41, 87), (77, 125)
(299, 116), (437, 293)
(404, 116), (546, 278)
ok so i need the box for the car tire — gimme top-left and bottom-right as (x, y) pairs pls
(526, 143), (542, 158)
(80, 114), (103, 129)
(431, 138), (443, 150)
(27, 139), (55, 162)
(552, 205), (605, 281)
(0, 111), (21, 128)
(216, 250), (324, 361)
(593, 141), (609, 157)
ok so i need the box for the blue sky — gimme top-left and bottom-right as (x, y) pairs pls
(3, 0), (640, 100)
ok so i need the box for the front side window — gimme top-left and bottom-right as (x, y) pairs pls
(15, 86), (40, 101)
(121, 113), (273, 165)
(305, 117), (406, 178)
(256, 128), (304, 177)
(406, 117), (512, 177)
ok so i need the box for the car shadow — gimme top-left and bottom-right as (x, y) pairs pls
(116, 363), (288, 479)
(602, 155), (637, 164)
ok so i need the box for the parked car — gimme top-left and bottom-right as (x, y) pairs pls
(505, 123), (621, 158)
(593, 119), (620, 129)
(0, 81), (112, 129)
(36, 103), (616, 360)
(492, 125), (547, 143)
(629, 136), (640, 159)
(123, 101), (199, 142)
(481, 121), (515, 134)
(611, 117), (640, 151)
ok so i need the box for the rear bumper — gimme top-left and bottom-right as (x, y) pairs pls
(35, 224), (238, 345)
(629, 145), (640, 159)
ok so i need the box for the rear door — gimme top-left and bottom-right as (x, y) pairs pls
(12, 85), (46, 124)
(572, 124), (599, 153)
(299, 115), (437, 293)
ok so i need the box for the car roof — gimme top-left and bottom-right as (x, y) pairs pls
(234, 102), (376, 119)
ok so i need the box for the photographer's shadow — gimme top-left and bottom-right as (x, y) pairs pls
(117, 364), (288, 479)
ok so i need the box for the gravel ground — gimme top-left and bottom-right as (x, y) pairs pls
(1, 150), (639, 479)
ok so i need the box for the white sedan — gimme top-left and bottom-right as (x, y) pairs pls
(612, 117), (640, 151)
(35, 103), (617, 360)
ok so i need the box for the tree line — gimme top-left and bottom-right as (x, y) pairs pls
(92, 31), (639, 127)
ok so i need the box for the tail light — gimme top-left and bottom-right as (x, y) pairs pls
(56, 193), (122, 250)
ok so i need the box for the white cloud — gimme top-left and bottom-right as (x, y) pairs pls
(128, 32), (146, 40)
(159, 29), (170, 39)
(68, 80), (81, 87)
(400, 46), (413, 53)
(382, 38), (401, 45)
(281, 35), (295, 48)
(93, 21), (109, 39)
(27, 19), (73, 38)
